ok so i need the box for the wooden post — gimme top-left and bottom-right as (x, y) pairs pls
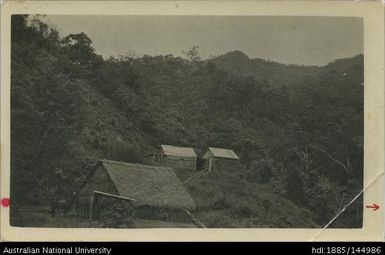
(182, 209), (206, 228)
(89, 195), (94, 221)
(208, 158), (213, 172)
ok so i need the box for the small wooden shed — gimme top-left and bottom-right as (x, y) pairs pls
(75, 160), (197, 226)
(154, 145), (197, 171)
(202, 147), (240, 172)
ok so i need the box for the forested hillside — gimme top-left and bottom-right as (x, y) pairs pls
(10, 15), (363, 228)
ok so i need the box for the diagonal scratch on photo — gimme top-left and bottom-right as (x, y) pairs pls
(10, 15), (363, 229)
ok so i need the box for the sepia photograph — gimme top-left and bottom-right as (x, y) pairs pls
(8, 14), (365, 229)
(1, 0), (384, 241)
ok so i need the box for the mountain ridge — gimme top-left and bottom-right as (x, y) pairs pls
(209, 50), (363, 88)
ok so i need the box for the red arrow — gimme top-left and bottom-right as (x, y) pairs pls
(366, 203), (380, 211)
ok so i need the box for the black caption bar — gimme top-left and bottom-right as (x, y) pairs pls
(0, 242), (384, 255)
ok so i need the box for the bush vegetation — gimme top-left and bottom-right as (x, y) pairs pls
(11, 15), (363, 228)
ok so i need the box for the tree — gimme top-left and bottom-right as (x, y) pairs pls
(62, 32), (100, 66)
(248, 159), (275, 184)
(183, 46), (201, 62)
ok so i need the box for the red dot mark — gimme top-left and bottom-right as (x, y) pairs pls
(1, 198), (10, 207)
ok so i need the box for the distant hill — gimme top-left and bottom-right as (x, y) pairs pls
(209, 50), (362, 89)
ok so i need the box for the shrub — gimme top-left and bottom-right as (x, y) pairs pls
(100, 202), (135, 228)
(247, 159), (275, 184)
(106, 139), (144, 163)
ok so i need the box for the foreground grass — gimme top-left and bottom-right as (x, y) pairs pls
(11, 205), (197, 228)
(11, 205), (102, 228)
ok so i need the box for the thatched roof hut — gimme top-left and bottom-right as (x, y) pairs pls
(76, 159), (196, 214)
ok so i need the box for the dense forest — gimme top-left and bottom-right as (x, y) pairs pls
(10, 15), (363, 228)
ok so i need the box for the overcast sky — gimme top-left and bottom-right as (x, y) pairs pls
(43, 15), (363, 66)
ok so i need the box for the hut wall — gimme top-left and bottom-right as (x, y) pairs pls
(215, 158), (241, 172)
(204, 155), (240, 172)
(163, 155), (197, 171)
(91, 195), (134, 221)
(75, 165), (118, 217)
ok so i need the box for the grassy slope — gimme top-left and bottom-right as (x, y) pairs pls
(186, 171), (318, 228)
(72, 80), (149, 159)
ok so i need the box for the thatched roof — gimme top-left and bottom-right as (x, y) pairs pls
(160, 145), (197, 158)
(205, 147), (239, 159)
(98, 160), (196, 211)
